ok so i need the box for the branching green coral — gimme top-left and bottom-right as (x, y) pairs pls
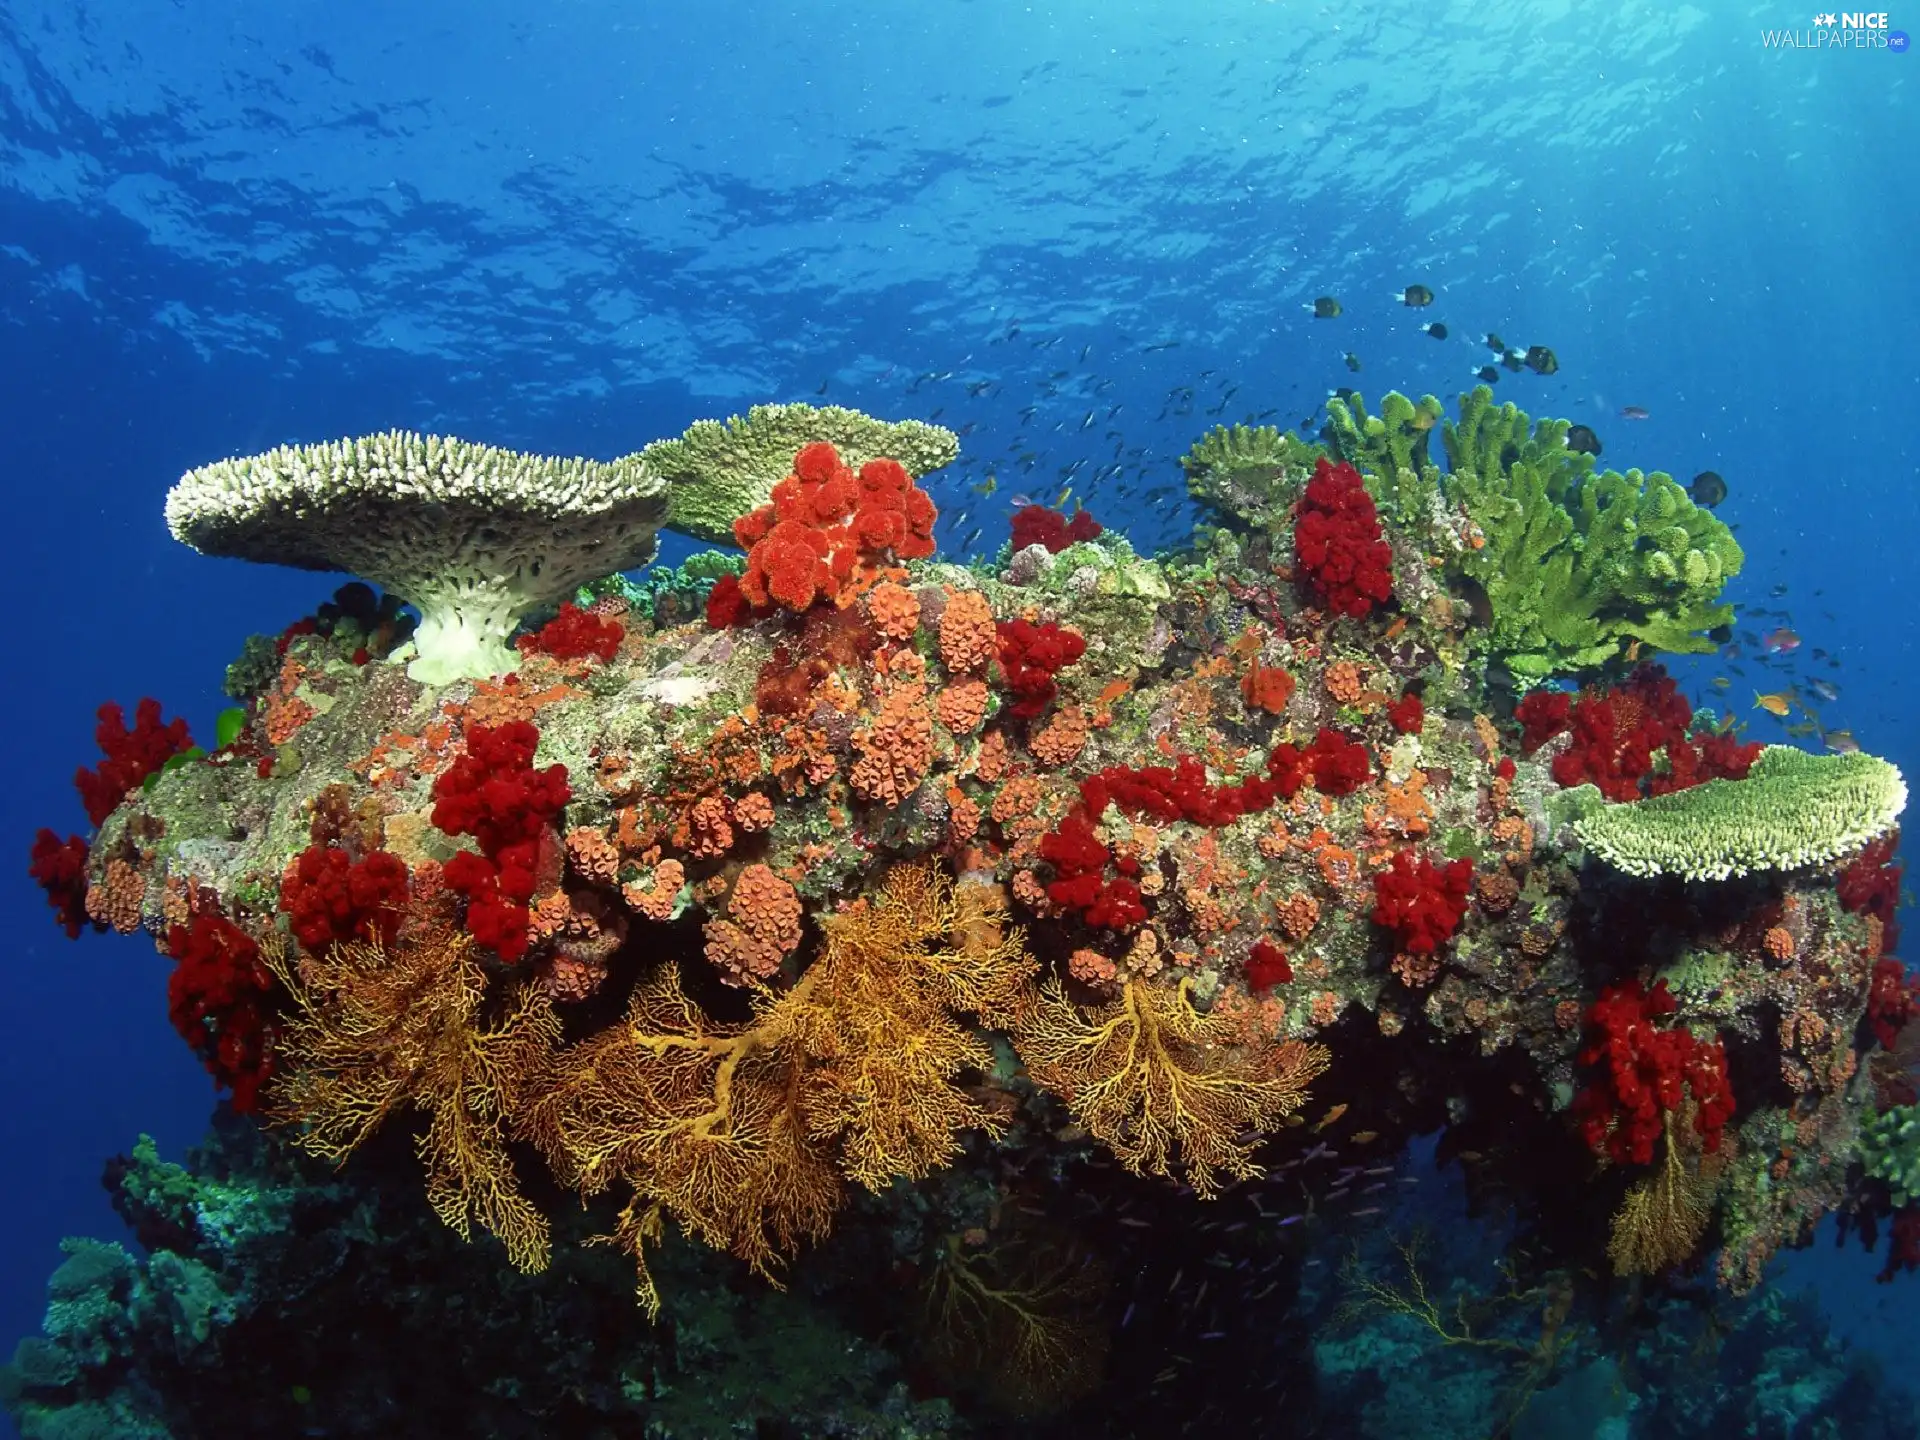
(1179, 424), (1325, 528)
(640, 403), (959, 544)
(1862, 1104), (1920, 1205)
(1322, 390), (1444, 526)
(1575, 747), (1907, 881)
(1439, 387), (1742, 681)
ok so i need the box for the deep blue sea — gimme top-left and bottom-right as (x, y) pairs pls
(2, 2), (1916, 1435)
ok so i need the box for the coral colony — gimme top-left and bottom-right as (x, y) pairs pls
(16, 390), (1920, 1432)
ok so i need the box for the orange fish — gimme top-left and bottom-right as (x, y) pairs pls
(1753, 690), (1793, 717)
(1312, 1103), (1350, 1133)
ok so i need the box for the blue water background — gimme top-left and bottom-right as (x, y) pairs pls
(2, 0), (1915, 1419)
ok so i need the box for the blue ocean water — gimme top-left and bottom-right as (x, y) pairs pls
(1, 0), (1915, 1434)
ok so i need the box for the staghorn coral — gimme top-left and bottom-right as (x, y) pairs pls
(1440, 385), (1742, 679)
(1013, 975), (1329, 1196)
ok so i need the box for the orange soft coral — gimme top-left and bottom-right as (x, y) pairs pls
(938, 589), (998, 674)
(622, 859), (686, 921)
(84, 857), (147, 935)
(1241, 661), (1295, 715)
(1323, 660), (1365, 706)
(682, 795), (735, 858)
(732, 792), (776, 833)
(1274, 892), (1320, 941)
(850, 683), (935, 808)
(866, 581), (922, 642)
(1028, 707), (1090, 767)
(565, 827), (621, 885)
(703, 863), (805, 986)
(936, 680), (991, 736)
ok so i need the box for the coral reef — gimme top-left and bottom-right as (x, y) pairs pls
(17, 384), (1918, 1436)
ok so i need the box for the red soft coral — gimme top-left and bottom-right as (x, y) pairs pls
(734, 444), (938, 614)
(1535, 666), (1762, 803)
(28, 829), (98, 939)
(1010, 505), (1103, 555)
(1038, 812), (1147, 931)
(279, 845), (411, 952)
(1386, 691), (1425, 735)
(1371, 849), (1474, 955)
(519, 602), (624, 664)
(1293, 457), (1394, 618)
(1840, 833), (1904, 951)
(1572, 978), (1734, 1166)
(76, 698), (195, 826)
(1082, 757), (1276, 830)
(1245, 939), (1293, 993)
(166, 912), (278, 1113)
(705, 572), (753, 629)
(1868, 957), (1917, 1050)
(430, 721), (570, 962)
(1515, 690), (1573, 755)
(996, 619), (1087, 721)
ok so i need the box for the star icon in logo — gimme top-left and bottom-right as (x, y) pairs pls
(1820, 11), (1838, 22)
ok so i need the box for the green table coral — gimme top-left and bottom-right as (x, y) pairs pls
(1574, 747), (1907, 881)
(1862, 1103), (1920, 1206)
(639, 402), (959, 544)
(1179, 423), (1326, 529)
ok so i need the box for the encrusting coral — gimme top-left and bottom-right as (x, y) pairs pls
(29, 379), (1916, 1349)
